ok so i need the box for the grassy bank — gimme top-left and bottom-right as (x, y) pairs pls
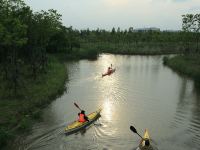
(81, 42), (185, 55)
(67, 47), (99, 60)
(0, 55), (67, 149)
(164, 54), (200, 84)
(53, 47), (99, 61)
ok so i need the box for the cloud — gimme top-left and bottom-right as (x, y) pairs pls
(23, 0), (200, 30)
(172, 0), (188, 2)
(189, 5), (200, 11)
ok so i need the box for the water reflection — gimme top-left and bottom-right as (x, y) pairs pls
(103, 100), (113, 121)
(189, 86), (200, 149)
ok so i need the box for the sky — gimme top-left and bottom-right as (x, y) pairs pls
(24, 0), (200, 31)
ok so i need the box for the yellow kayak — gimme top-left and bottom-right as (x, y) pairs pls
(65, 108), (102, 135)
(137, 129), (153, 150)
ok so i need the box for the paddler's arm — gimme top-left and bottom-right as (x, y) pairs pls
(85, 116), (90, 122)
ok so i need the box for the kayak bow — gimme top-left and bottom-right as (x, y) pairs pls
(65, 108), (102, 135)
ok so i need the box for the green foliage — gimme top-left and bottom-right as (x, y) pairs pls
(163, 56), (169, 65)
(78, 48), (99, 59)
(164, 55), (200, 82)
(18, 117), (32, 131)
(0, 55), (67, 148)
(182, 14), (200, 53)
(0, 0), (71, 95)
(0, 128), (13, 148)
(182, 14), (200, 32)
(31, 110), (42, 120)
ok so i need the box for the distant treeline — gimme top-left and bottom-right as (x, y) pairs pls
(78, 21), (199, 54)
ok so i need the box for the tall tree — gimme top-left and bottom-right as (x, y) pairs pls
(182, 14), (200, 53)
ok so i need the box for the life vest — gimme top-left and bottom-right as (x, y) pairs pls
(78, 113), (86, 122)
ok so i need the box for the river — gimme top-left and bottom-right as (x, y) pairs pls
(12, 54), (200, 150)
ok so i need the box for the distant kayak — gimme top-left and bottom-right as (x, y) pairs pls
(102, 68), (116, 77)
(137, 129), (153, 150)
(65, 108), (102, 135)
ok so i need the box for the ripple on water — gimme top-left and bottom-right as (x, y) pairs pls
(170, 106), (190, 129)
(188, 118), (200, 147)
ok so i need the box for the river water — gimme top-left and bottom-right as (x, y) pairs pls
(13, 54), (200, 150)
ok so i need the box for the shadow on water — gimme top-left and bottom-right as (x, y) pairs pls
(74, 125), (92, 136)
(189, 86), (200, 148)
(163, 77), (200, 150)
(77, 121), (103, 136)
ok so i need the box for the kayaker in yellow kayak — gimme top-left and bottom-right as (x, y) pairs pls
(130, 126), (154, 150)
(138, 138), (153, 150)
(65, 103), (102, 135)
(78, 110), (89, 123)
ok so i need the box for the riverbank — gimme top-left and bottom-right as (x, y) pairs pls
(81, 42), (185, 55)
(66, 47), (99, 60)
(0, 55), (68, 149)
(164, 54), (200, 84)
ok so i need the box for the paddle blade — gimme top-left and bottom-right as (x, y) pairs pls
(130, 126), (137, 133)
(74, 102), (80, 109)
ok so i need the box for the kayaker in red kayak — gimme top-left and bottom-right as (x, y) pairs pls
(78, 110), (89, 122)
(102, 64), (115, 77)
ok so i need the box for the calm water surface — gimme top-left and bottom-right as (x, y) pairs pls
(12, 54), (200, 150)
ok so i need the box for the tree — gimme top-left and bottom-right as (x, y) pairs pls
(0, 0), (27, 94)
(111, 27), (116, 35)
(182, 14), (200, 53)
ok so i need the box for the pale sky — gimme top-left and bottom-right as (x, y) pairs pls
(24, 0), (200, 30)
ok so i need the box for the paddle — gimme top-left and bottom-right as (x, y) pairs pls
(130, 125), (143, 140)
(74, 102), (82, 111)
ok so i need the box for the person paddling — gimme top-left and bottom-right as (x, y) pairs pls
(107, 67), (111, 74)
(107, 63), (113, 73)
(78, 110), (89, 123)
(130, 126), (154, 150)
(138, 138), (153, 150)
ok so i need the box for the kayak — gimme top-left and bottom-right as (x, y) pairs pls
(137, 129), (153, 150)
(65, 108), (102, 135)
(102, 68), (116, 77)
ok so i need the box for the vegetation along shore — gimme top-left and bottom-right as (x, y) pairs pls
(163, 14), (200, 85)
(164, 54), (200, 85)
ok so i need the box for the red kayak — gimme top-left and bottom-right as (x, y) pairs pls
(102, 68), (116, 77)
